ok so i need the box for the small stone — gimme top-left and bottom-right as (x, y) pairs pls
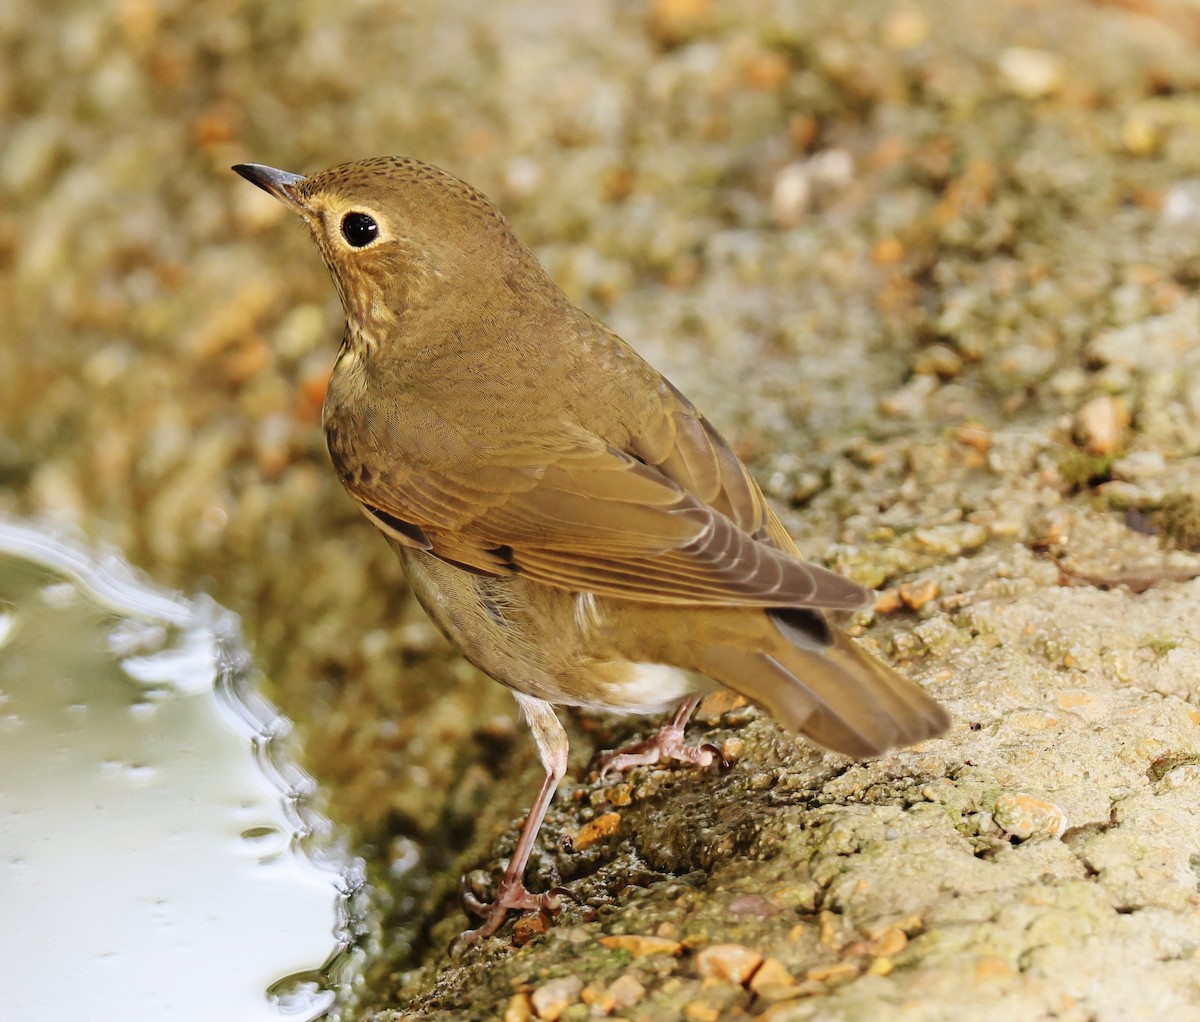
(771, 163), (811, 229)
(694, 943), (763, 985)
(898, 579), (940, 610)
(749, 957), (796, 994)
(880, 374), (937, 417)
(512, 913), (549, 947)
(605, 782), (633, 807)
(695, 688), (747, 724)
(846, 920), (911, 960)
(997, 47), (1064, 99)
(720, 736), (744, 763)
(530, 976), (583, 1021)
(871, 236), (905, 265)
(993, 792), (1068, 840)
(727, 893), (777, 917)
(956, 425), (992, 452)
(1122, 114), (1159, 155)
(1112, 449), (1165, 482)
(975, 955), (1017, 981)
(599, 934), (683, 957)
(912, 343), (963, 378)
(911, 522), (988, 556)
(608, 973), (646, 1010)
(572, 811), (621, 850)
(579, 981), (614, 1014)
(882, 5), (930, 49)
(818, 911), (841, 947)
(684, 1002), (720, 1022)
(742, 48), (790, 92)
(1074, 394), (1129, 455)
(649, 0), (712, 45)
(868, 925), (908, 957)
(804, 961), (861, 985)
(505, 992), (533, 1022)
(874, 588), (902, 614)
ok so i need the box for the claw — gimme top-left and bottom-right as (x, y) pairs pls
(547, 884), (580, 906)
(597, 695), (730, 780)
(700, 742), (731, 771)
(452, 876), (573, 950)
(460, 871), (491, 918)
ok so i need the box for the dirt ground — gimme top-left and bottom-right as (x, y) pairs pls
(3, 0), (1200, 1018)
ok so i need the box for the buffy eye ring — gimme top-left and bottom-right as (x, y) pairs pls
(341, 212), (379, 247)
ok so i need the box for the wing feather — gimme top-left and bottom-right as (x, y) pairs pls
(331, 348), (869, 611)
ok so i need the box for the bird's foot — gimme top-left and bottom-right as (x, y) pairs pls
(598, 724), (729, 781)
(452, 873), (576, 952)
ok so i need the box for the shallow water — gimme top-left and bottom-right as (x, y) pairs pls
(0, 521), (361, 1021)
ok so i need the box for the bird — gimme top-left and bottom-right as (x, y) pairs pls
(232, 156), (950, 946)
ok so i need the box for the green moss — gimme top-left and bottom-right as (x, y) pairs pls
(1154, 493), (1200, 552)
(1056, 450), (1114, 491)
(1142, 637), (1181, 657)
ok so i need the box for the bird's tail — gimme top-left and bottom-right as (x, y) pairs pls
(692, 608), (949, 758)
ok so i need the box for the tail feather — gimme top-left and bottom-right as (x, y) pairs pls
(695, 621), (949, 758)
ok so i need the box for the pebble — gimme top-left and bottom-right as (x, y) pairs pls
(599, 934), (683, 957)
(727, 893), (777, 917)
(608, 973), (646, 1010)
(512, 913), (549, 947)
(874, 588), (903, 614)
(880, 374), (937, 417)
(749, 957), (797, 994)
(530, 976), (583, 1021)
(771, 163), (811, 229)
(1075, 394), (1129, 455)
(649, 0), (712, 45)
(844, 924), (908, 959)
(572, 811), (621, 850)
(882, 5), (930, 49)
(579, 981), (614, 1014)
(911, 522), (988, 557)
(694, 688), (747, 724)
(957, 425), (992, 453)
(505, 993), (534, 1022)
(898, 579), (940, 610)
(997, 47), (1064, 99)
(804, 961), (861, 985)
(694, 943), (763, 985)
(1112, 449), (1165, 482)
(993, 792), (1069, 840)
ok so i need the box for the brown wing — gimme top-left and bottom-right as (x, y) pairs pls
(346, 434), (871, 612)
(627, 379), (802, 555)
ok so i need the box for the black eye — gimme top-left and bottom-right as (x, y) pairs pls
(341, 212), (379, 247)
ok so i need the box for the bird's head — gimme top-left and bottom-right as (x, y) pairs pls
(233, 157), (532, 348)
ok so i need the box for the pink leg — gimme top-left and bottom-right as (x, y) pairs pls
(454, 694), (573, 948)
(598, 695), (729, 780)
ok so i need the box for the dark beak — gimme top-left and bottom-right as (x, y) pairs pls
(232, 163), (307, 212)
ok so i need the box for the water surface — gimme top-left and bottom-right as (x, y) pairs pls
(0, 521), (359, 1021)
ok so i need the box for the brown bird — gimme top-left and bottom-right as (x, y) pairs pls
(233, 157), (949, 945)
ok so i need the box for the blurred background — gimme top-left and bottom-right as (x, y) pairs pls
(3, 0), (1200, 1017)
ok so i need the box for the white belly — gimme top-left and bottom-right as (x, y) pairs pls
(578, 662), (715, 716)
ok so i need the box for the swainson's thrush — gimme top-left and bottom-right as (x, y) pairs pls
(233, 157), (949, 945)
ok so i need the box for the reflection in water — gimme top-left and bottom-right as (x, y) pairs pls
(0, 521), (363, 1021)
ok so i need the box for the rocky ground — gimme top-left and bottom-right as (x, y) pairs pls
(3, 0), (1200, 1019)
